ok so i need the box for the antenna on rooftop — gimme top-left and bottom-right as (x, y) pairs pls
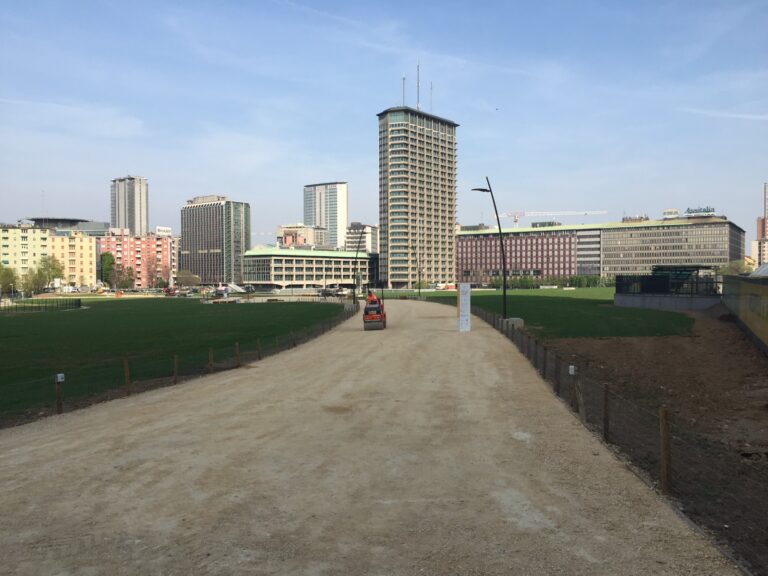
(402, 75), (406, 106)
(416, 63), (420, 110)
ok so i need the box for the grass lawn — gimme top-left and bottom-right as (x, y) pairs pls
(0, 298), (344, 417)
(411, 287), (694, 339)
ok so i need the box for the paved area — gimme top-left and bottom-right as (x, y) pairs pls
(0, 300), (740, 575)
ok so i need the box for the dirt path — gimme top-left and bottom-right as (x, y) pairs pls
(0, 300), (740, 575)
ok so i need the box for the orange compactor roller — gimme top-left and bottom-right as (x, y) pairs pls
(363, 291), (387, 331)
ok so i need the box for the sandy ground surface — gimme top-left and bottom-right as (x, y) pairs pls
(548, 304), (768, 449)
(0, 300), (741, 575)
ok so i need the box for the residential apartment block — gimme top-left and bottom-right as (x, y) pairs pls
(49, 231), (98, 287)
(179, 196), (250, 284)
(303, 182), (348, 249)
(98, 231), (173, 288)
(111, 176), (149, 236)
(378, 106), (457, 288)
(0, 224), (51, 282)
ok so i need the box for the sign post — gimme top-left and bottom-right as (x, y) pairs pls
(54, 373), (65, 414)
(458, 283), (471, 332)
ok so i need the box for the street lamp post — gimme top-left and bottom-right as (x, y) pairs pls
(352, 224), (365, 306)
(472, 177), (508, 319)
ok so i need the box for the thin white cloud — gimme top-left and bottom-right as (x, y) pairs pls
(678, 107), (768, 121)
(0, 98), (144, 138)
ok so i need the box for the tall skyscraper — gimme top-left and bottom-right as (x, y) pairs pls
(760, 183), (768, 240)
(110, 176), (148, 236)
(179, 195), (251, 284)
(303, 182), (348, 248)
(378, 106), (458, 288)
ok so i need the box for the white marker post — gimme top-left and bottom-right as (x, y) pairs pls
(458, 283), (471, 332)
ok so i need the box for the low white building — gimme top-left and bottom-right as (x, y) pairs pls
(242, 247), (370, 290)
(345, 222), (379, 254)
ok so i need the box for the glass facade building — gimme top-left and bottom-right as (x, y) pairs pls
(303, 182), (348, 249)
(179, 196), (251, 284)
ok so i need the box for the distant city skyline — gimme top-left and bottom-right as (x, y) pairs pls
(1, 1), (767, 242)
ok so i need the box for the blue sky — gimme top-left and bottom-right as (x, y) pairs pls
(1, 0), (767, 243)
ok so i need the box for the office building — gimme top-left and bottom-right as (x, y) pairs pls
(378, 106), (457, 288)
(110, 176), (149, 236)
(179, 196), (251, 284)
(276, 224), (328, 248)
(345, 223), (379, 254)
(754, 184), (768, 265)
(303, 182), (348, 249)
(751, 240), (768, 266)
(457, 211), (745, 283)
(242, 247), (369, 290)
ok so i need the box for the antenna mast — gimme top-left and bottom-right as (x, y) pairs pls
(402, 75), (406, 106)
(416, 63), (420, 110)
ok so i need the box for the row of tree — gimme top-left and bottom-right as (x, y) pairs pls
(0, 256), (65, 296)
(99, 253), (174, 289)
(0, 253), (180, 297)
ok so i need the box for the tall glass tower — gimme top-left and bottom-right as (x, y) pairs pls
(303, 182), (348, 249)
(377, 107), (458, 289)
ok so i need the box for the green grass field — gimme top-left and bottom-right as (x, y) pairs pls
(403, 287), (694, 339)
(0, 299), (344, 418)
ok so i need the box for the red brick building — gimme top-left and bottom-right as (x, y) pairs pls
(457, 229), (578, 285)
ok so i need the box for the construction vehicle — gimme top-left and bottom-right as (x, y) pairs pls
(363, 291), (386, 331)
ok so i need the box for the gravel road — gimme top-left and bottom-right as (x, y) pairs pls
(0, 300), (741, 575)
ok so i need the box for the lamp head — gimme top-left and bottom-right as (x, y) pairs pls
(472, 187), (491, 193)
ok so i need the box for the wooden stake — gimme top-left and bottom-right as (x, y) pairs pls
(208, 348), (214, 373)
(575, 377), (586, 423)
(235, 342), (241, 367)
(660, 406), (671, 495)
(123, 357), (132, 395)
(173, 355), (179, 384)
(256, 338), (262, 360)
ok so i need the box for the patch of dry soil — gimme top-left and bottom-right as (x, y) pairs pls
(547, 304), (768, 449)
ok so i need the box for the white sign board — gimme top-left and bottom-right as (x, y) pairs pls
(458, 283), (471, 332)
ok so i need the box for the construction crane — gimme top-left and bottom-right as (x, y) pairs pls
(499, 210), (608, 227)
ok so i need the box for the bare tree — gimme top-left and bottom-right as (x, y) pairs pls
(145, 257), (158, 289)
